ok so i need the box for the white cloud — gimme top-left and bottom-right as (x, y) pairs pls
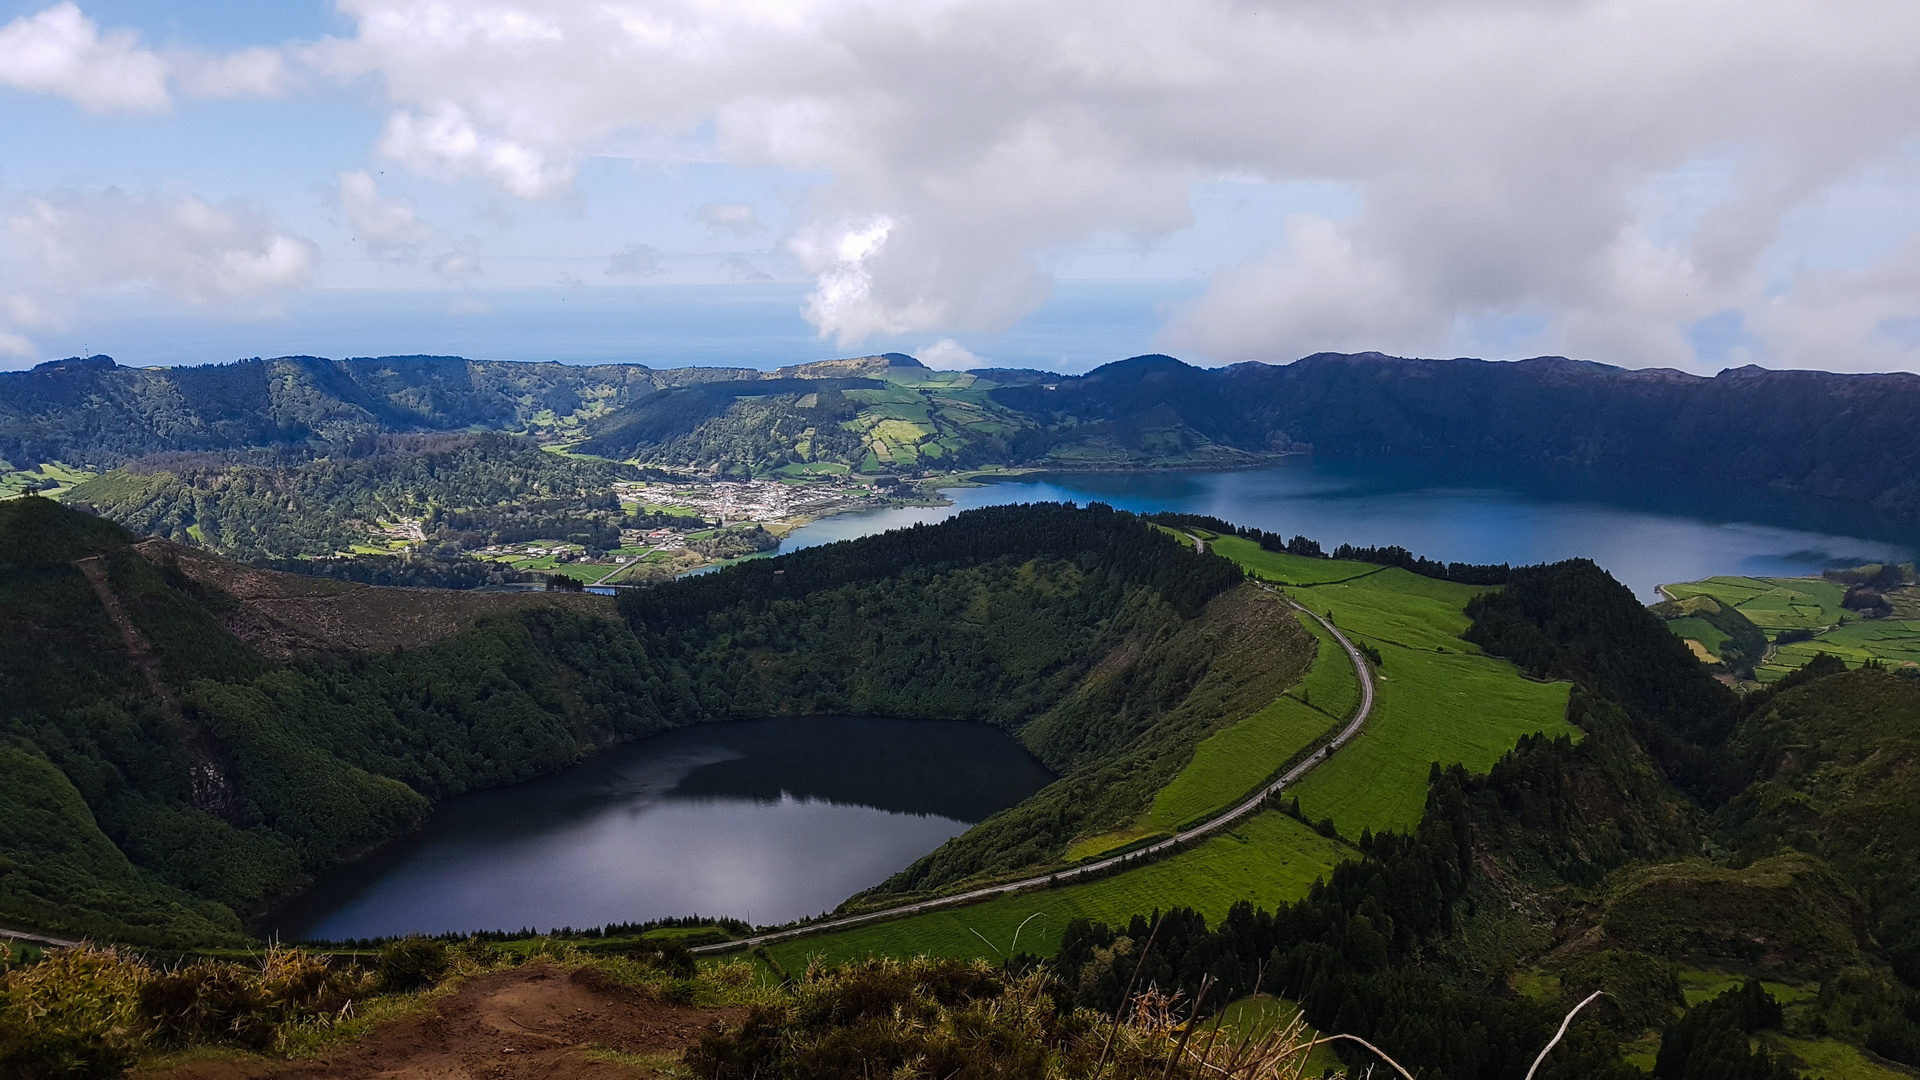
(174, 46), (291, 99)
(2, 189), (316, 312)
(606, 243), (665, 278)
(695, 200), (764, 237)
(918, 339), (982, 371)
(0, 187), (317, 355)
(333, 170), (438, 256)
(0, 2), (167, 112)
(0, 3), (295, 112)
(175, 0), (1920, 368)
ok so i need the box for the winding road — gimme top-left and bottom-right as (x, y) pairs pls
(693, 562), (1376, 955)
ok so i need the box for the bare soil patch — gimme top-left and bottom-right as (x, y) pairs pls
(134, 539), (616, 656)
(139, 963), (740, 1080)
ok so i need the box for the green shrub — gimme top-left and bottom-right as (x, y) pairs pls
(377, 937), (449, 993)
(0, 945), (148, 1080)
(140, 948), (364, 1050)
(627, 939), (697, 980)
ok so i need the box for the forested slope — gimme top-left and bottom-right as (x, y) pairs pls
(66, 433), (635, 559)
(992, 352), (1920, 521)
(1008, 557), (1920, 1079)
(1, 498), (1300, 944)
(0, 497), (685, 944)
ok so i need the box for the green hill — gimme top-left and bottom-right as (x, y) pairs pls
(0, 498), (1309, 947)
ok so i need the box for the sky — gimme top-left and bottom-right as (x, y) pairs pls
(3, 1), (1920, 375)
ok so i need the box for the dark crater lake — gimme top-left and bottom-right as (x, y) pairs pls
(267, 716), (1053, 941)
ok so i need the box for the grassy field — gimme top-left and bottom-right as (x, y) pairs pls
(1662, 576), (1847, 633)
(1147, 696), (1333, 831)
(1270, 568), (1574, 835)
(1287, 611), (1360, 719)
(1206, 535), (1383, 586)
(1, 462), (95, 499)
(1661, 575), (1920, 681)
(1772, 1036), (1915, 1079)
(763, 813), (1349, 970)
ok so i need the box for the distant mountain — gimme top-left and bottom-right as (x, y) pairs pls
(8, 349), (1920, 521)
(0, 353), (753, 467)
(996, 352), (1920, 520)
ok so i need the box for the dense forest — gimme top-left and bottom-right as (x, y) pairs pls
(63, 433), (635, 560)
(0, 497), (1297, 944)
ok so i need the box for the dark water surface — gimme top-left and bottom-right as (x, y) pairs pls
(268, 716), (1053, 941)
(780, 458), (1918, 601)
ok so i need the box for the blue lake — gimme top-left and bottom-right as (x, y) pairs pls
(779, 458), (1917, 601)
(266, 716), (1053, 941)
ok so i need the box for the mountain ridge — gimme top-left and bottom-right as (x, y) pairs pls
(8, 349), (1920, 522)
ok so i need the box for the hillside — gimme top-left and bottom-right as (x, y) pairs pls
(755, 549), (1920, 1079)
(0, 498), (1305, 948)
(16, 351), (1920, 526)
(10, 502), (1920, 1076)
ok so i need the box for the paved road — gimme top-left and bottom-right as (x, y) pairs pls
(0, 924), (79, 949)
(695, 580), (1375, 955)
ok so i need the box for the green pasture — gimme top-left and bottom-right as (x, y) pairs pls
(1273, 568), (1574, 835)
(763, 813), (1348, 970)
(1661, 576), (1847, 632)
(1661, 574), (1920, 681)
(1205, 535), (1382, 585)
(1147, 696), (1333, 830)
(633, 502), (705, 517)
(1663, 616), (1729, 657)
(1288, 611), (1360, 719)
(2, 461), (96, 499)
(1142, 611), (1354, 832)
(1772, 1036), (1915, 1080)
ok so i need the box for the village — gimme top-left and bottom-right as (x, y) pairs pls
(461, 473), (904, 586)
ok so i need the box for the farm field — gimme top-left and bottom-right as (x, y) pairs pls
(0, 461), (94, 499)
(1269, 567), (1574, 834)
(1216, 996), (1345, 1075)
(763, 812), (1349, 970)
(1661, 574), (1920, 681)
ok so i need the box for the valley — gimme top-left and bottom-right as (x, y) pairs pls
(6, 354), (1920, 1078)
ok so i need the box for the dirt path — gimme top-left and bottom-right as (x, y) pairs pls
(140, 964), (740, 1080)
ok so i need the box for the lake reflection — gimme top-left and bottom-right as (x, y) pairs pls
(780, 459), (1917, 601)
(267, 716), (1053, 941)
